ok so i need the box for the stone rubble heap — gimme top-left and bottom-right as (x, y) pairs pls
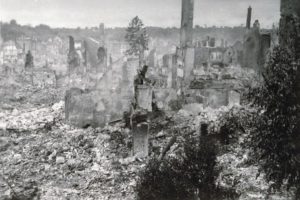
(0, 101), (296, 200)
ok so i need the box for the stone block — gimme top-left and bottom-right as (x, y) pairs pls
(204, 89), (228, 108)
(65, 88), (106, 128)
(133, 122), (149, 158)
(228, 90), (241, 107)
(137, 85), (153, 111)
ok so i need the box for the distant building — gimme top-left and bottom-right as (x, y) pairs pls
(2, 40), (19, 64)
(16, 36), (37, 55)
(147, 49), (157, 69)
(107, 41), (129, 60)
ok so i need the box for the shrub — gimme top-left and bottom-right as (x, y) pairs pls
(209, 107), (253, 146)
(182, 136), (219, 199)
(136, 158), (195, 200)
(168, 99), (183, 111)
(136, 134), (239, 200)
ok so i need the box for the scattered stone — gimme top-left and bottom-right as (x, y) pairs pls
(11, 108), (19, 115)
(13, 153), (22, 164)
(182, 103), (204, 115)
(91, 163), (101, 171)
(156, 131), (166, 138)
(67, 159), (79, 169)
(133, 122), (149, 158)
(119, 156), (136, 165)
(56, 156), (65, 164)
(0, 122), (7, 130)
(0, 137), (10, 152)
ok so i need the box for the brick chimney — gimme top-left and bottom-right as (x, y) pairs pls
(246, 6), (252, 29)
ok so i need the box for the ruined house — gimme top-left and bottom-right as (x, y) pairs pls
(167, 0), (258, 108)
(16, 36), (37, 56)
(2, 40), (20, 65)
(243, 7), (272, 72)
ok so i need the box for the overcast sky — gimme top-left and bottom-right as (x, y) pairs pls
(0, 0), (280, 28)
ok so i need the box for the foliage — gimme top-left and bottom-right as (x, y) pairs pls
(182, 136), (219, 199)
(136, 157), (195, 200)
(208, 107), (254, 148)
(125, 16), (149, 57)
(248, 46), (300, 192)
(136, 134), (239, 200)
(168, 99), (183, 111)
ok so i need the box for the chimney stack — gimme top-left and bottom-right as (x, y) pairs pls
(180, 0), (194, 48)
(246, 6), (252, 29)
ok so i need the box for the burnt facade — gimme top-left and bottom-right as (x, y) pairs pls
(243, 7), (272, 72)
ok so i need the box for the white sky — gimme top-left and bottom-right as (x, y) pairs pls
(0, 0), (280, 28)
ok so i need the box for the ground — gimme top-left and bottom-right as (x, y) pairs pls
(0, 76), (296, 200)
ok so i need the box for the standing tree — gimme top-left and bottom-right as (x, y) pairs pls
(249, 47), (300, 197)
(248, 1), (300, 197)
(125, 16), (148, 67)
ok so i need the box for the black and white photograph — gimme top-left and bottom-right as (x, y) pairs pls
(0, 0), (299, 199)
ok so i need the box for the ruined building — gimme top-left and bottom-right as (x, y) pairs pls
(97, 47), (108, 72)
(243, 7), (271, 72)
(67, 35), (108, 74)
(179, 0), (195, 83)
(67, 36), (81, 74)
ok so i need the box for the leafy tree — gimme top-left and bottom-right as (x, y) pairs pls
(248, 46), (300, 196)
(10, 19), (17, 26)
(125, 16), (148, 65)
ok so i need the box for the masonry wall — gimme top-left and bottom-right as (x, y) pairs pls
(243, 29), (261, 70)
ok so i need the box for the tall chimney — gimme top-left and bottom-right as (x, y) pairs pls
(69, 36), (75, 54)
(180, 0), (194, 48)
(246, 6), (252, 29)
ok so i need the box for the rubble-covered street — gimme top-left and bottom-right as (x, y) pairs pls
(0, 93), (295, 199)
(0, 99), (142, 200)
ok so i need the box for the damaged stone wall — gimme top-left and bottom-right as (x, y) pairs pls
(186, 78), (241, 108)
(153, 88), (177, 110)
(243, 27), (261, 70)
(65, 57), (139, 128)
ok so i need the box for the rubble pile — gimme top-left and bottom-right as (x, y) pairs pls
(1, 101), (64, 131)
(0, 102), (144, 200)
(0, 97), (295, 200)
(216, 133), (295, 200)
